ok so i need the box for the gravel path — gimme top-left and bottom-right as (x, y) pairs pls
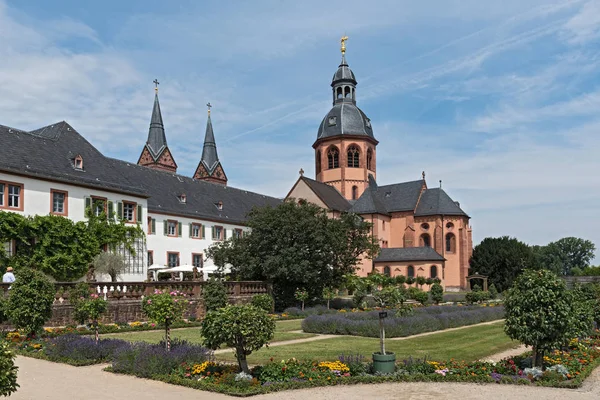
(11, 355), (600, 400)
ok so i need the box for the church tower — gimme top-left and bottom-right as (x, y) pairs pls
(193, 103), (228, 185)
(314, 37), (378, 201)
(137, 80), (178, 173)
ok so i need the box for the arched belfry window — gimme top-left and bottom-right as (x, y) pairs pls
(344, 86), (351, 98)
(316, 150), (322, 174)
(420, 233), (431, 247)
(336, 87), (343, 99)
(352, 185), (358, 200)
(407, 265), (415, 278)
(446, 233), (456, 253)
(430, 265), (438, 279)
(347, 146), (360, 168)
(327, 147), (339, 169)
(366, 148), (373, 170)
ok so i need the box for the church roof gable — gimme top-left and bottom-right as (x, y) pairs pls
(375, 247), (445, 262)
(415, 188), (468, 217)
(300, 177), (351, 212)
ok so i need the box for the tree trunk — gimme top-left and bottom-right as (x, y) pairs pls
(94, 321), (99, 344)
(301, 301), (304, 311)
(327, 299), (330, 310)
(237, 347), (250, 374)
(165, 320), (171, 351)
(532, 346), (544, 368)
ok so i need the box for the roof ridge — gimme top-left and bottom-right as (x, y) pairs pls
(377, 179), (424, 189)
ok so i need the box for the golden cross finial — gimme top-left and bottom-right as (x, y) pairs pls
(422, 171), (426, 180)
(340, 35), (349, 54)
(206, 102), (212, 116)
(299, 168), (304, 176)
(153, 79), (159, 93)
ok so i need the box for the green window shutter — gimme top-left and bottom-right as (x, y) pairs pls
(117, 202), (123, 219)
(151, 218), (156, 234)
(137, 205), (143, 222)
(163, 220), (168, 236)
(178, 222), (182, 237)
(108, 201), (114, 219)
(202, 225), (205, 239)
(84, 197), (91, 217)
(223, 228), (227, 240)
(189, 223), (192, 237)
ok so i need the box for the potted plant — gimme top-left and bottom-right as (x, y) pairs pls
(372, 311), (396, 373)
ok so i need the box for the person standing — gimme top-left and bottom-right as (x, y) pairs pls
(2, 267), (15, 283)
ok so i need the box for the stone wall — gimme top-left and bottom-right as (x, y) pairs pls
(0, 281), (270, 327)
(563, 276), (600, 289)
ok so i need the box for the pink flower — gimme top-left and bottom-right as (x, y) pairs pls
(174, 299), (178, 303)
(147, 300), (152, 304)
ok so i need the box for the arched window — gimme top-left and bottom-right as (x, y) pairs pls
(336, 87), (343, 99)
(383, 266), (391, 277)
(344, 86), (351, 98)
(347, 146), (360, 168)
(352, 185), (358, 200)
(445, 233), (456, 253)
(366, 149), (373, 170)
(327, 147), (339, 169)
(407, 265), (415, 278)
(430, 265), (438, 279)
(420, 233), (431, 247)
(316, 150), (321, 174)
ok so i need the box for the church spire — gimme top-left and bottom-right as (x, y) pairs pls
(137, 79), (178, 172)
(193, 103), (227, 185)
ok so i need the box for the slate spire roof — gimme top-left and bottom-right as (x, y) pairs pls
(146, 92), (168, 160)
(201, 113), (220, 173)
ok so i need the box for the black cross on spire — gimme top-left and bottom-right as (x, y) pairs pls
(153, 79), (159, 92)
(207, 102), (212, 115)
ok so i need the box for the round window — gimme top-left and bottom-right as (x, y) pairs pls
(446, 222), (454, 230)
(421, 223), (430, 231)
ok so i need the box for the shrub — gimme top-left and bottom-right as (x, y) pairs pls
(201, 305), (275, 373)
(0, 342), (18, 396)
(142, 290), (190, 351)
(251, 294), (274, 313)
(7, 268), (55, 336)
(488, 284), (498, 299)
(430, 283), (444, 305)
(112, 339), (213, 378)
(203, 278), (228, 312)
(74, 294), (108, 343)
(68, 282), (92, 325)
(411, 290), (429, 305)
(44, 334), (128, 364)
(0, 296), (7, 324)
(372, 286), (406, 308)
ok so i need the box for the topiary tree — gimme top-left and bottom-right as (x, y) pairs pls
(430, 282), (444, 305)
(412, 290), (429, 306)
(0, 342), (18, 396)
(202, 278), (228, 312)
(294, 288), (309, 311)
(142, 290), (190, 351)
(74, 294), (108, 343)
(92, 252), (127, 282)
(504, 269), (580, 367)
(251, 294), (274, 313)
(201, 304), (275, 374)
(7, 268), (55, 337)
(322, 287), (336, 309)
(415, 276), (426, 288)
(69, 282), (93, 325)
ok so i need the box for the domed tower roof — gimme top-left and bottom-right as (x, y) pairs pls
(315, 37), (377, 144)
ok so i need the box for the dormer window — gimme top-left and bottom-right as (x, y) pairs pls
(74, 155), (83, 170)
(328, 116), (337, 126)
(215, 201), (223, 211)
(178, 194), (187, 204)
(365, 119), (371, 128)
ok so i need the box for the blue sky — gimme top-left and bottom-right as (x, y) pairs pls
(1, 0), (600, 256)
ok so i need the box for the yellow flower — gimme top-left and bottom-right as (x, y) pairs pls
(318, 361), (350, 373)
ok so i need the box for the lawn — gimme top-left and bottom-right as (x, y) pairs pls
(215, 321), (518, 364)
(104, 319), (311, 344)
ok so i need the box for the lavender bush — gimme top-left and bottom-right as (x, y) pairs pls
(302, 305), (504, 337)
(44, 334), (129, 364)
(111, 338), (213, 377)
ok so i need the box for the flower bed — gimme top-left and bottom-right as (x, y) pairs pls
(301, 305), (504, 337)
(41, 320), (203, 337)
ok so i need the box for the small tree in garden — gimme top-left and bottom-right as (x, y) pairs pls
(142, 290), (190, 351)
(7, 268), (55, 337)
(251, 294), (274, 313)
(0, 342), (18, 396)
(202, 278), (228, 312)
(372, 286), (406, 308)
(412, 290), (429, 306)
(93, 252), (127, 282)
(430, 282), (444, 305)
(322, 287), (336, 309)
(504, 269), (574, 367)
(294, 288), (309, 311)
(488, 283), (498, 299)
(415, 276), (426, 289)
(201, 304), (275, 374)
(74, 294), (108, 343)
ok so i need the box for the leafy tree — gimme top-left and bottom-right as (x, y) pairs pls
(201, 304), (275, 374)
(207, 200), (379, 309)
(251, 294), (274, 313)
(6, 268), (55, 337)
(488, 283), (498, 299)
(504, 269), (579, 367)
(74, 294), (108, 343)
(412, 290), (429, 305)
(372, 286), (406, 308)
(322, 287), (336, 309)
(430, 282), (444, 304)
(0, 342), (18, 396)
(535, 237), (596, 276)
(470, 236), (536, 292)
(569, 286), (595, 339)
(93, 252), (127, 282)
(572, 266), (600, 276)
(68, 282), (93, 324)
(202, 278), (228, 312)
(142, 290), (190, 351)
(294, 288), (309, 311)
